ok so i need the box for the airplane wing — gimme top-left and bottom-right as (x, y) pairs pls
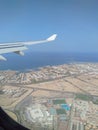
(0, 34), (57, 61)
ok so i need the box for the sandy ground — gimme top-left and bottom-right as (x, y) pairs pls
(4, 110), (17, 121)
(0, 73), (98, 109)
(0, 85), (33, 109)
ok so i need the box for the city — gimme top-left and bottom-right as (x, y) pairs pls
(0, 63), (98, 130)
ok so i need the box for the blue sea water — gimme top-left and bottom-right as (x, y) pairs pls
(0, 52), (98, 71)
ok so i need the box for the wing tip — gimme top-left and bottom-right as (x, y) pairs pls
(47, 34), (57, 41)
(0, 55), (7, 61)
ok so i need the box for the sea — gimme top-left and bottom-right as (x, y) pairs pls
(0, 52), (98, 71)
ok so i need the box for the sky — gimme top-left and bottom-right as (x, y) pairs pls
(0, 0), (98, 53)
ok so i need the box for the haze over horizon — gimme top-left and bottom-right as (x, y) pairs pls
(0, 0), (98, 53)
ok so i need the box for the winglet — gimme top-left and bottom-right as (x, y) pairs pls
(47, 34), (57, 41)
(0, 55), (7, 61)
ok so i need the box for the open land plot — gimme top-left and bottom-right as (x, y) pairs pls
(78, 75), (98, 85)
(58, 79), (82, 92)
(4, 110), (17, 121)
(65, 77), (98, 95)
(31, 90), (61, 98)
(0, 85), (33, 109)
(0, 95), (17, 107)
(27, 78), (82, 93)
(86, 79), (98, 86)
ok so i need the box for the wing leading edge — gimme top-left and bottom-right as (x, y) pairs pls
(0, 34), (57, 61)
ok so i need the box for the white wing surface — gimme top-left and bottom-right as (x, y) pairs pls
(0, 34), (57, 61)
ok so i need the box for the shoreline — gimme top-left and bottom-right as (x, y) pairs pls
(0, 62), (98, 72)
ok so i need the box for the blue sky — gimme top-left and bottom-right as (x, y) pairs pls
(0, 0), (98, 53)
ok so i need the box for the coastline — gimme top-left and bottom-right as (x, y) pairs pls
(0, 52), (98, 71)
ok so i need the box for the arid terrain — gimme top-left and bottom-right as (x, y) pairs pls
(0, 63), (98, 130)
